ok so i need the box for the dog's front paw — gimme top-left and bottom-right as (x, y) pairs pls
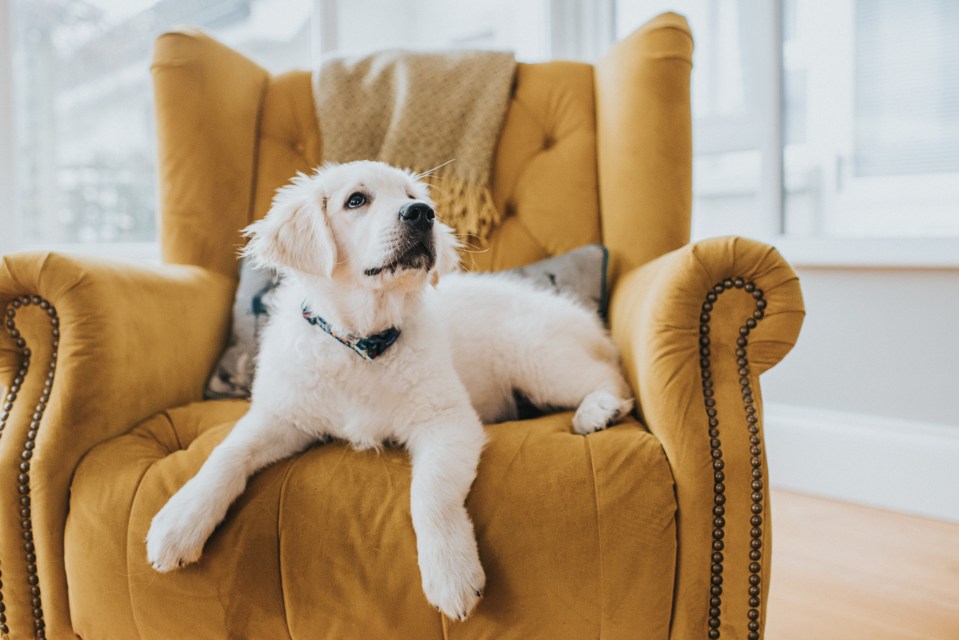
(420, 540), (486, 621)
(146, 490), (214, 572)
(573, 391), (634, 435)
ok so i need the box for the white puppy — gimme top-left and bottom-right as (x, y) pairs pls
(146, 161), (633, 620)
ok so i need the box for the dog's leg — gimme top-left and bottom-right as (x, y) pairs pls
(146, 410), (314, 572)
(407, 412), (487, 621)
(518, 354), (634, 435)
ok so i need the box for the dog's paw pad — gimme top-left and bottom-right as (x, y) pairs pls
(573, 392), (632, 435)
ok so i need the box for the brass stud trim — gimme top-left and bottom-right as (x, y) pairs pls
(1, 295), (57, 639)
(699, 278), (767, 638)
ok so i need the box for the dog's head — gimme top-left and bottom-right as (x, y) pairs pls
(243, 161), (460, 289)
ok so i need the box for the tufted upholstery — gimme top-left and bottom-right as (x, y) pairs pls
(0, 12), (806, 640)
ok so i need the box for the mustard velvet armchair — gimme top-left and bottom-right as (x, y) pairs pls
(0, 13), (804, 640)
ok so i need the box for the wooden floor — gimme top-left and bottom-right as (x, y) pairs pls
(765, 490), (959, 640)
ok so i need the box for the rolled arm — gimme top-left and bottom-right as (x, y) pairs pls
(609, 236), (804, 640)
(0, 251), (234, 639)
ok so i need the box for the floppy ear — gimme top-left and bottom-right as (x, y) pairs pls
(430, 221), (462, 287)
(242, 176), (337, 276)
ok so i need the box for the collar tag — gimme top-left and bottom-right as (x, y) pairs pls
(301, 304), (400, 361)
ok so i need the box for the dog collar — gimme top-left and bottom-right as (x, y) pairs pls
(301, 304), (400, 361)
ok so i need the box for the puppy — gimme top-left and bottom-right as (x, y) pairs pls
(146, 161), (633, 620)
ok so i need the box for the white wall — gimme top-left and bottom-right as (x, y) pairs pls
(758, 266), (959, 521)
(761, 267), (959, 427)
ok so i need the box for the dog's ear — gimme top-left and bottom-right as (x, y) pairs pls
(430, 221), (462, 287)
(242, 176), (337, 276)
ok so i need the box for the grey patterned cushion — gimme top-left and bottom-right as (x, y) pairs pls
(205, 261), (279, 399)
(204, 244), (609, 400)
(502, 243), (608, 317)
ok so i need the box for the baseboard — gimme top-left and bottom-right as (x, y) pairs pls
(763, 403), (959, 523)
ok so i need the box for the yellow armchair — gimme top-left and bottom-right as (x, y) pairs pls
(0, 13), (804, 640)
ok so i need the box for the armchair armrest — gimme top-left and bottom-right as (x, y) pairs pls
(608, 236), (804, 640)
(0, 251), (234, 639)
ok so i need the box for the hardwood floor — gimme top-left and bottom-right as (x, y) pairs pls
(765, 490), (959, 640)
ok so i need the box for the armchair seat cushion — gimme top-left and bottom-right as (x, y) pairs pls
(65, 400), (677, 639)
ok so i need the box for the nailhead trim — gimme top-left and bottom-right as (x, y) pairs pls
(699, 277), (766, 640)
(1, 295), (57, 639)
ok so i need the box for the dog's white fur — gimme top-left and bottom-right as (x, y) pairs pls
(146, 161), (633, 620)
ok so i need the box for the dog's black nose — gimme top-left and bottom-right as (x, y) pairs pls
(399, 202), (435, 230)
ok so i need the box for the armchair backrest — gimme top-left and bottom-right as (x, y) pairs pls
(151, 12), (692, 285)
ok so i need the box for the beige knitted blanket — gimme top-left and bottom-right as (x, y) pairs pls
(313, 50), (516, 240)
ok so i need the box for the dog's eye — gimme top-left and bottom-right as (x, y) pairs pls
(346, 193), (367, 209)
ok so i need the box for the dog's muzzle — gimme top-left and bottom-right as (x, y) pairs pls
(364, 203), (437, 276)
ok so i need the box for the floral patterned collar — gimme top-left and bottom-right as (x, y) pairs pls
(301, 303), (400, 361)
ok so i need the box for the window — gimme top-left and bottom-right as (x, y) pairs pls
(5, 1), (956, 260)
(783, 0), (959, 238)
(616, 0), (959, 263)
(4, 0), (311, 253)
